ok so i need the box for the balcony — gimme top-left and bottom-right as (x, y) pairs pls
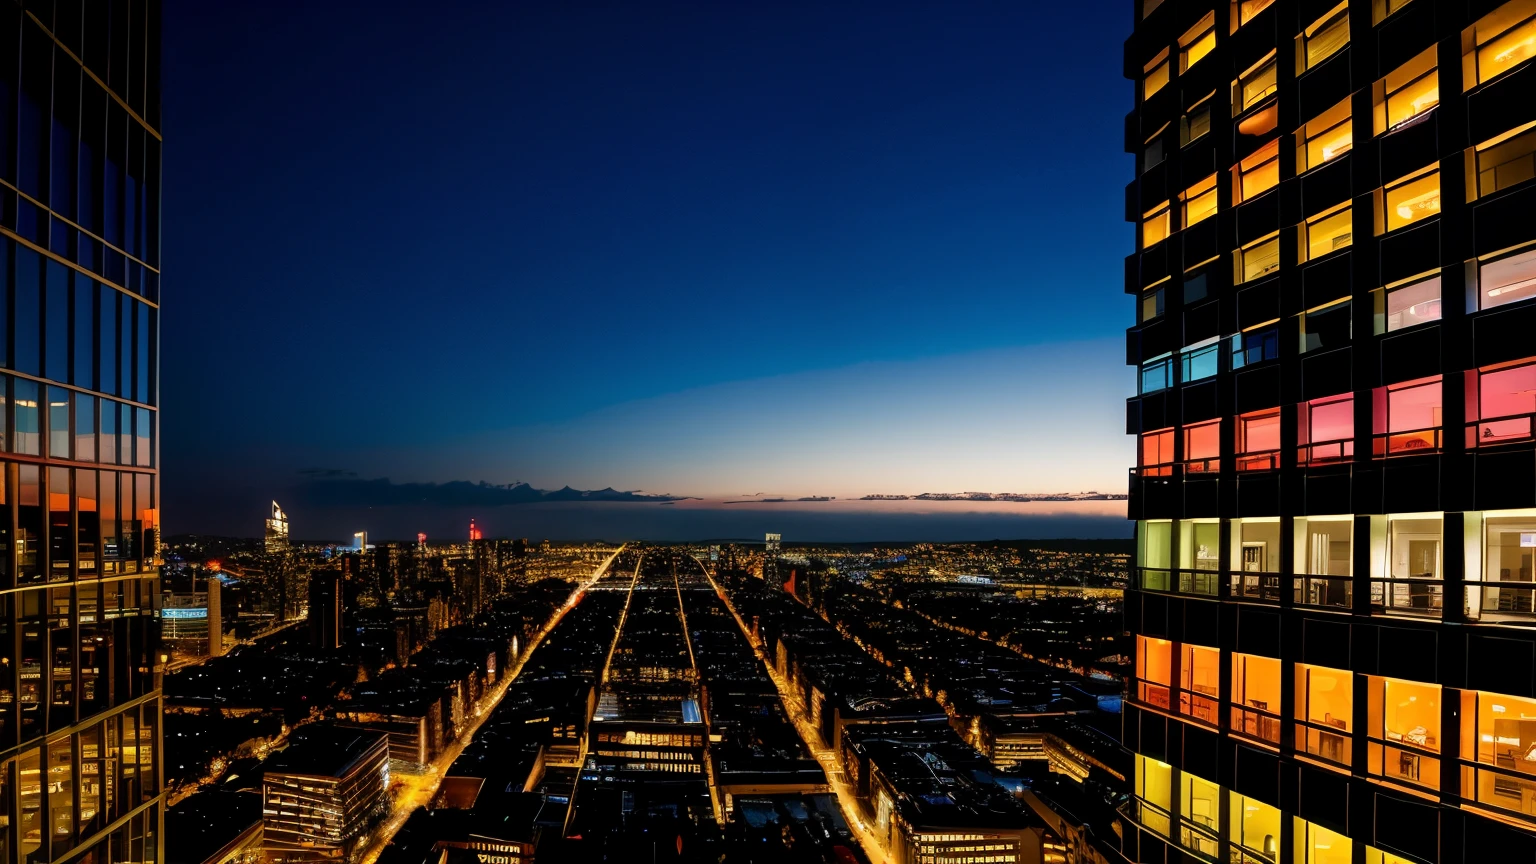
(1374, 426), (1442, 457)
(1469, 410), (1536, 448)
(1371, 577), (1443, 617)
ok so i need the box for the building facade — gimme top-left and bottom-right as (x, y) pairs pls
(1124, 0), (1536, 861)
(0, 1), (163, 863)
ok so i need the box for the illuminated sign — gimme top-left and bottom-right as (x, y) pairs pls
(163, 608), (208, 619)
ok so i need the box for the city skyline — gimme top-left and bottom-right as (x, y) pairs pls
(158, 2), (1137, 537)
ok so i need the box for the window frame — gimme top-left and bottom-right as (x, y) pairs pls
(1374, 46), (1439, 136)
(1230, 0), (1276, 34)
(1471, 241), (1536, 312)
(1301, 202), (1353, 262)
(1300, 297), (1351, 354)
(1236, 408), (1282, 472)
(1463, 0), (1536, 91)
(1468, 356), (1536, 447)
(1181, 174), (1218, 229)
(1141, 427), (1176, 476)
(1296, 97), (1353, 174)
(1233, 51), (1278, 115)
(1230, 652), (1282, 744)
(1298, 2), (1351, 73)
(1233, 138), (1280, 204)
(1365, 675), (1442, 790)
(1232, 323), (1279, 369)
(1236, 232), (1281, 283)
(1295, 663), (1355, 766)
(1144, 201), (1172, 248)
(1298, 393), (1354, 466)
(1376, 271), (1442, 333)
(1180, 93), (1216, 147)
(1179, 12), (1217, 74)
(1377, 166), (1441, 235)
(1183, 418), (1221, 474)
(1373, 375), (1443, 456)
(1372, 0), (1413, 26)
(1145, 47), (1171, 101)
(1472, 119), (1536, 199)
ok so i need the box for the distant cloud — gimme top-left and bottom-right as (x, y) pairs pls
(291, 475), (684, 510)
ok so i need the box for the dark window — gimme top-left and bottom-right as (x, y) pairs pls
(1303, 301), (1351, 353)
(98, 283), (115, 395)
(47, 387), (68, 460)
(136, 302), (149, 403)
(74, 277), (94, 389)
(1185, 272), (1208, 304)
(14, 248), (41, 376)
(45, 261), (68, 383)
(13, 379), (38, 456)
(75, 395), (94, 463)
(99, 400), (115, 466)
(1233, 327), (1280, 368)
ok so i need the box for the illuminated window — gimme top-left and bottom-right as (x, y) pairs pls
(1141, 354), (1173, 394)
(1477, 512), (1536, 616)
(1178, 519), (1221, 572)
(1184, 419), (1221, 474)
(1182, 174), (1218, 228)
(1179, 645), (1221, 725)
(1234, 51), (1278, 114)
(1372, 0), (1413, 26)
(1136, 636), (1173, 708)
(1296, 664), (1353, 765)
(1234, 518), (1281, 573)
(1141, 279), (1167, 321)
(1144, 202), (1172, 248)
(1228, 651), (1277, 741)
(1181, 338), (1220, 383)
(1378, 167), (1440, 234)
(1229, 792), (1280, 862)
(1470, 357), (1536, 446)
(1460, 690), (1536, 818)
(1180, 12), (1217, 73)
(1295, 516), (1353, 608)
(1301, 298), (1350, 354)
(1296, 98), (1353, 172)
(1141, 428), (1175, 477)
(1366, 676), (1441, 789)
(1373, 376), (1442, 456)
(1133, 755), (1173, 836)
(1231, 0), (1276, 33)
(1474, 243), (1536, 310)
(1298, 393), (1353, 465)
(1299, 2), (1350, 72)
(1373, 46), (1438, 136)
(1139, 519), (1172, 591)
(1232, 324), (1279, 369)
(1377, 273), (1441, 333)
(1179, 770), (1220, 857)
(1237, 409), (1281, 472)
(1234, 139), (1280, 203)
(1144, 122), (1169, 173)
(1301, 203), (1352, 261)
(1377, 514), (1443, 613)
(1145, 47), (1171, 101)
(1236, 233), (1281, 283)
(1181, 94), (1215, 146)
(1293, 817), (1352, 864)
(1473, 121), (1536, 198)
(1462, 0), (1536, 90)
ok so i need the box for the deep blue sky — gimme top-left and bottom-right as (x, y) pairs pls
(160, 2), (1135, 540)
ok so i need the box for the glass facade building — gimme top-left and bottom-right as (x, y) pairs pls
(0, 2), (163, 863)
(1125, 0), (1536, 860)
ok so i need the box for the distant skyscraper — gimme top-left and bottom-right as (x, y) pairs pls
(310, 569), (344, 650)
(765, 533), (782, 554)
(469, 518), (482, 542)
(0, 3), (165, 859)
(265, 499), (290, 552)
(352, 530), (368, 552)
(764, 533), (782, 584)
(1124, 1), (1536, 860)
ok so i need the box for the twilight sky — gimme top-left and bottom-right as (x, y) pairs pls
(159, 2), (1136, 540)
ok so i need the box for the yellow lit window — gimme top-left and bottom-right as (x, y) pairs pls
(1379, 167), (1440, 234)
(1181, 12), (1217, 73)
(1373, 46), (1438, 135)
(1366, 675), (1441, 788)
(1234, 51), (1278, 113)
(1136, 635), (1172, 710)
(1231, 0), (1276, 34)
(1372, 0), (1413, 26)
(1234, 139), (1280, 203)
(1182, 174), (1218, 228)
(1297, 98), (1352, 172)
(1141, 283), (1166, 322)
(1180, 771), (1220, 857)
(1462, 689), (1536, 817)
(1229, 792), (1280, 861)
(1145, 47), (1171, 100)
(1473, 120), (1536, 198)
(1299, 2), (1350, 72)
(1296, 663), (1353, 764)
(1367, 848), (1419, 864)
(1301, 203), (1352, 261)
(1133, 755), (1173, 836)
(1294, 817), (1352, 864)
(1463, 0), (1536, 90)
(1144, 202), (1172, 248)
(1236, 232), (1281, 283)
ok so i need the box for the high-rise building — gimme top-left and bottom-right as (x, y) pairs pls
(262, 725), (390, 863)
(1124, 1), (1536, 860)
(265, 499), (290, 553)
(310, 568), (344, 651)
(0, 3), (164, 861)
